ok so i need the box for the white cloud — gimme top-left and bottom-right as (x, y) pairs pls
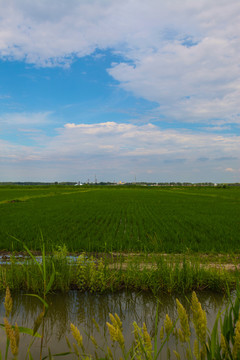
(202, 125), (232, 131)
(1, 1), (240, 124)
(0, 138), (40, 161)
(1, 122), (240, 164)
(0, 111), (53, 127)
(109, 37), (240, 123)
(225, 167), (237, 172)
(0, 114), (239, 183)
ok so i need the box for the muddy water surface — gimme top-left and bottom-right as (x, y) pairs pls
(0, 290), (232, 359)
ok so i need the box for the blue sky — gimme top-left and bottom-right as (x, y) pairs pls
(0, 0), (240, 183)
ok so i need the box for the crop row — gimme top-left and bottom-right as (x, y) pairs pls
(0, 186), (239, 252)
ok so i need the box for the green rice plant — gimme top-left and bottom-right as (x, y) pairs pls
(1, 185), (240, 253)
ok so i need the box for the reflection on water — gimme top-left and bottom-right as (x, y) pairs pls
(0, 290), (232, 359)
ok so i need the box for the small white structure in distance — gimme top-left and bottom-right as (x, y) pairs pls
(75, 181), (83, 186)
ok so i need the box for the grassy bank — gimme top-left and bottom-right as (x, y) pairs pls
(0, 248), (238, 294)
(0, 246), (239, 358)
(0, 185), (240, 253)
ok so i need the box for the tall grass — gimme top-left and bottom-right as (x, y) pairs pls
(0, 248), (237, 294)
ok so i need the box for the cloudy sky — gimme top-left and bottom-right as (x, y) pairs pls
(0, 0), (240, 183)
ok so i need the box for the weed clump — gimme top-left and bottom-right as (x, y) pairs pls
(0, 248), (238, 294)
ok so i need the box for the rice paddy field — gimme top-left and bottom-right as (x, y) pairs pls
(1, 185), (240, 359)
(0, 184), (239, 253)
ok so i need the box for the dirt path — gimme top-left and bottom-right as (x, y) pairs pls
(0, 250), (239, 271)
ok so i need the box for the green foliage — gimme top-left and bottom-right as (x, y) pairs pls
(0, 250), (238, 294)
(205, 286), (240, 360)
(76, 254), (107, 293)
(0, 185), (240, 253)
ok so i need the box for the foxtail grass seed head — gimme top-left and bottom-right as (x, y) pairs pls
(11, 322), (19, 358)
(33, 311), (44, 335)
(10, 336), (19, 357)
(178, 329), (185, 343)
(173, 350), (181, 360)
(160, 326), (164, 340)
(92, 318), (100, 333)
(90, 335), (98, 348)
(133, 321), (140, 342)
(107, 313), (125, 348)
(191, 291), (207, 344)
(4, 286), (13, 317)
(114, 313), (123, 331)
(107, 322), (117, 341)
(220, 333), (228, 357)
(4, 317), (12, 339)
(143, 322), (152, 353)
(176, 299), (190, 343)
(70, 323), (83, 349)
(164, 314), (173, 336)
(117, 328), (125, 348)
(132, 321), (146, 360)
(109, 313), (119, 330)
(173, 350), (181, 359)
(4, 318), (19, 357)
(14, 322), (19, 349)
(173, 327), (179, 340)
(193, 339), (199, 359)
(233, 313), (240, 359)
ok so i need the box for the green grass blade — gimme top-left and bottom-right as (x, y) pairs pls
(42, 241), (46, 291)
(4, 338), (9, 360)
(153, 300), (159, 358)
(19, 326), (42, 338)
(25, 294), (49, 310)
(45, 263), (55, 295)
(0, 324), (41, 338)
(28, 352), (34, 360)
(44, 352), (73, 358)
(11, 236), (43, 276)
(210, 311), (220, 357)
(155, 318), (178, 359)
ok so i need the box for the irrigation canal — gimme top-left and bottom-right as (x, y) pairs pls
(0, 289), (232, 359)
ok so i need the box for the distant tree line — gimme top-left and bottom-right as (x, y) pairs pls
(0, 181), (239, 187)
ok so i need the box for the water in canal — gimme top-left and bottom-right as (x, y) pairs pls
(0, 290), (231, 359)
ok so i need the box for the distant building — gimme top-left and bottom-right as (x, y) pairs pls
(75, 181), (83, 186)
